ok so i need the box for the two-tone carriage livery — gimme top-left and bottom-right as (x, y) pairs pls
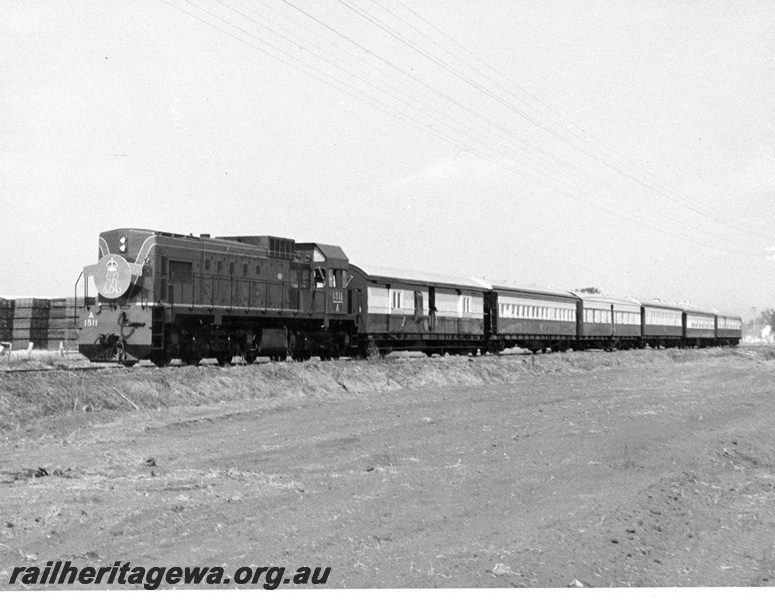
(572, 293), (642, 350)
(483, 283), (577, 353)
(639, 299), (684, 348)
(78, 229), (358, 365)
(715, 313), (743, 346)
(347, 264), (488, 356)
(683, 307), (718, 348)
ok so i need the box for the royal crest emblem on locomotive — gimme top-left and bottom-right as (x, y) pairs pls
(93, 254), (132, 300)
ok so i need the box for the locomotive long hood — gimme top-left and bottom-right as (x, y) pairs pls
(83, 253), (144, 300)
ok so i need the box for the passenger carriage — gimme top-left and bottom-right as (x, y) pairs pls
(483, 283), (577, 353)
(347, 265), (488, 356)
(683, 307), (717, 348)
(572, 293), (642, 350)
(715, 313), (742, 346)
(640, 299), (684, 348)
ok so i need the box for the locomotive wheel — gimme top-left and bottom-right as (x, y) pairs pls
(216, 354), (233, 367)
(183, 356), (201, 366)
(243, 352), (256, 364)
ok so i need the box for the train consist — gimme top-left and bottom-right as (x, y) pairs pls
(76, 228), (742, 366)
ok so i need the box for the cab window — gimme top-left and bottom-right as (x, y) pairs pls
(314, 267), (326, 288)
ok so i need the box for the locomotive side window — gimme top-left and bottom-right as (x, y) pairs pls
(301, 268), (310, 289)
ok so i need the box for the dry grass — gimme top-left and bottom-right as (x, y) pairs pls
(0, 346), (769, 432)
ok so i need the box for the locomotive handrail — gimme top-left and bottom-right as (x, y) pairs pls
(73, 271), (83, 328)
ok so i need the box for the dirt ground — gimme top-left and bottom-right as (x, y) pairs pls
(1, 347), (775, 588)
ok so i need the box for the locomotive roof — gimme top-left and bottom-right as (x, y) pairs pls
(352, 264), (489, 291)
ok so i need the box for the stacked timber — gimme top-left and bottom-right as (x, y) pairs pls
(12, 298), (49, 350)
(47, 297), (80, 350)
(0, 298), (13, 343)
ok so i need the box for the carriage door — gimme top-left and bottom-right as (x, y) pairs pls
(428, 287), (436, 332)
(483, 292), (496, 338)
(610, 303), (616, 336)
(414, 290), (425, 330)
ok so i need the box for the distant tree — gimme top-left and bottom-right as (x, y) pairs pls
(574, 287), (601, 294)
(761, 309), (775, 331)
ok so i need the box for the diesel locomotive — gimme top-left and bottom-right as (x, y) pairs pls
(76, 228), (742, 366)
(78, 229), (358, 366)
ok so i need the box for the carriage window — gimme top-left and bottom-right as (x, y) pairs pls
(391, 291), (403, 309)
(229, 262), (235, 275)
(243, 264), (248, 277)
(204, 259), (211, 271)
(217, 261), (223, 273)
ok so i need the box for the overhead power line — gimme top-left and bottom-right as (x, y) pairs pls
(160, 0), (763, 258)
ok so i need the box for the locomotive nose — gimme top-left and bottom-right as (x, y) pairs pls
(85, 254), (143, 300)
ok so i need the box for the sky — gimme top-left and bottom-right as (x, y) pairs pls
(1, 0), (773, 318)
